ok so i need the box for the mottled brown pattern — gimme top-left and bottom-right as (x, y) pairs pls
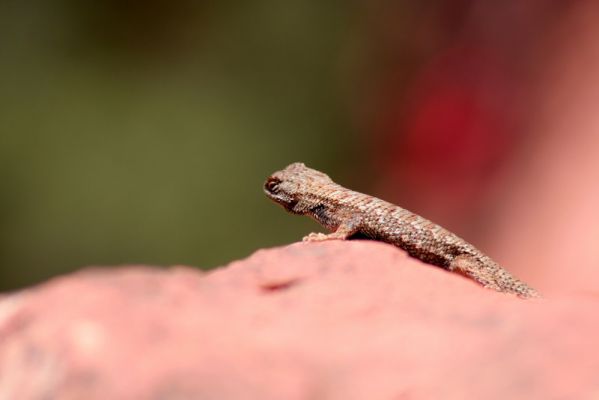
(264, 162), (539, 298)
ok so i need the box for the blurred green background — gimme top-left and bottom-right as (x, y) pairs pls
(1, 1), (569, 290)
(0, 1), (360, 290)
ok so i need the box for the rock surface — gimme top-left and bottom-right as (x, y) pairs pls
(0, 240), (598, 399)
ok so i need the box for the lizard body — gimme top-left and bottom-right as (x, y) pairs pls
(264, 162), (539, 298)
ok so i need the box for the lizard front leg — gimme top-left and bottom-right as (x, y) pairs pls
(303, 218), (361, 242)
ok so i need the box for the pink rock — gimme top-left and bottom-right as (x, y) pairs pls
(0, 241), (597, 399)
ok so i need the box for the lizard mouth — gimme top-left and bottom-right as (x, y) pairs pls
(263, 178), (299, 212)
(267, 194), (298, 212)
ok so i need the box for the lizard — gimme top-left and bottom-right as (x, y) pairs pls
(263, 162), (539, 298)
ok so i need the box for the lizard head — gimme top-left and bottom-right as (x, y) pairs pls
(264, 162), (333, 214)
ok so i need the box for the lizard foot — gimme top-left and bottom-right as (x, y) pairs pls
(302, 232), (346, 242)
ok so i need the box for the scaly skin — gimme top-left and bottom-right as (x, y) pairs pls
(264, 162), (539, 298)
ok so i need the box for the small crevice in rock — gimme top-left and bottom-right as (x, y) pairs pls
(258, 278), (301, 293)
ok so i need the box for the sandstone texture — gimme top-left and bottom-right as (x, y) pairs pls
(0, 240), (598, 399)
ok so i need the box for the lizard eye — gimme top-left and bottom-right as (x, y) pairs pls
(264, 177), (281, 194)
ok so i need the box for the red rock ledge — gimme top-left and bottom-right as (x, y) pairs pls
(0, 240), (597, 399)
